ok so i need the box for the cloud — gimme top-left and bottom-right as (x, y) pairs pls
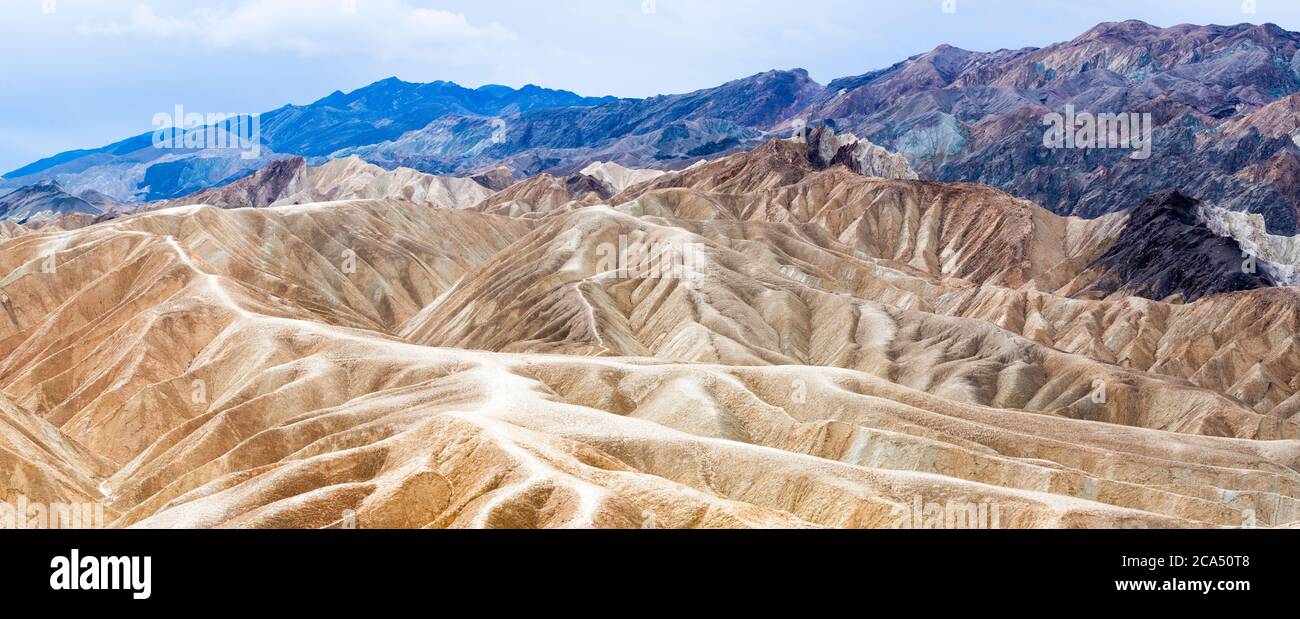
(75, 0), (516, 59)
(76, 5), (200, 37)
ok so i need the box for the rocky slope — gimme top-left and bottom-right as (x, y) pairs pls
(152, 157), (309, 211)
(580, 162), (666, 193)
(2, 133), (1298, 529)
(808, 20), (1300, 233)
(1200, 203), (1300, 285)
(153, 156), (494, 212)
(1077, 190), (1279, 302)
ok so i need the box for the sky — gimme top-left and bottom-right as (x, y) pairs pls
(1, 0), (1299, 172)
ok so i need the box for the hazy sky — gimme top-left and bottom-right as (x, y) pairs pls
(2, 0), (1298, 172)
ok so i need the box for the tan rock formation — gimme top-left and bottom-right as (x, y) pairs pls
(2, 141), (1298, 529)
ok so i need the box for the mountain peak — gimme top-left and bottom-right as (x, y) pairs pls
(928, 43), (970, 55)
(1081, 19), (1160, 38)
(1141, 188), (1200, 213)
(26, 179), (72, 196)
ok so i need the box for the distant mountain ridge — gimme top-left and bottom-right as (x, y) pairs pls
(808, 20), (1300, 233)
(258, 78), (618, 159)
(2, 80), (614, 203)
(8, 20), (1300, 232)
(334, 68), (822, 176)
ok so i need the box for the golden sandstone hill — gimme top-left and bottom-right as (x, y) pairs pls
(2, 131), (1299, 529)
